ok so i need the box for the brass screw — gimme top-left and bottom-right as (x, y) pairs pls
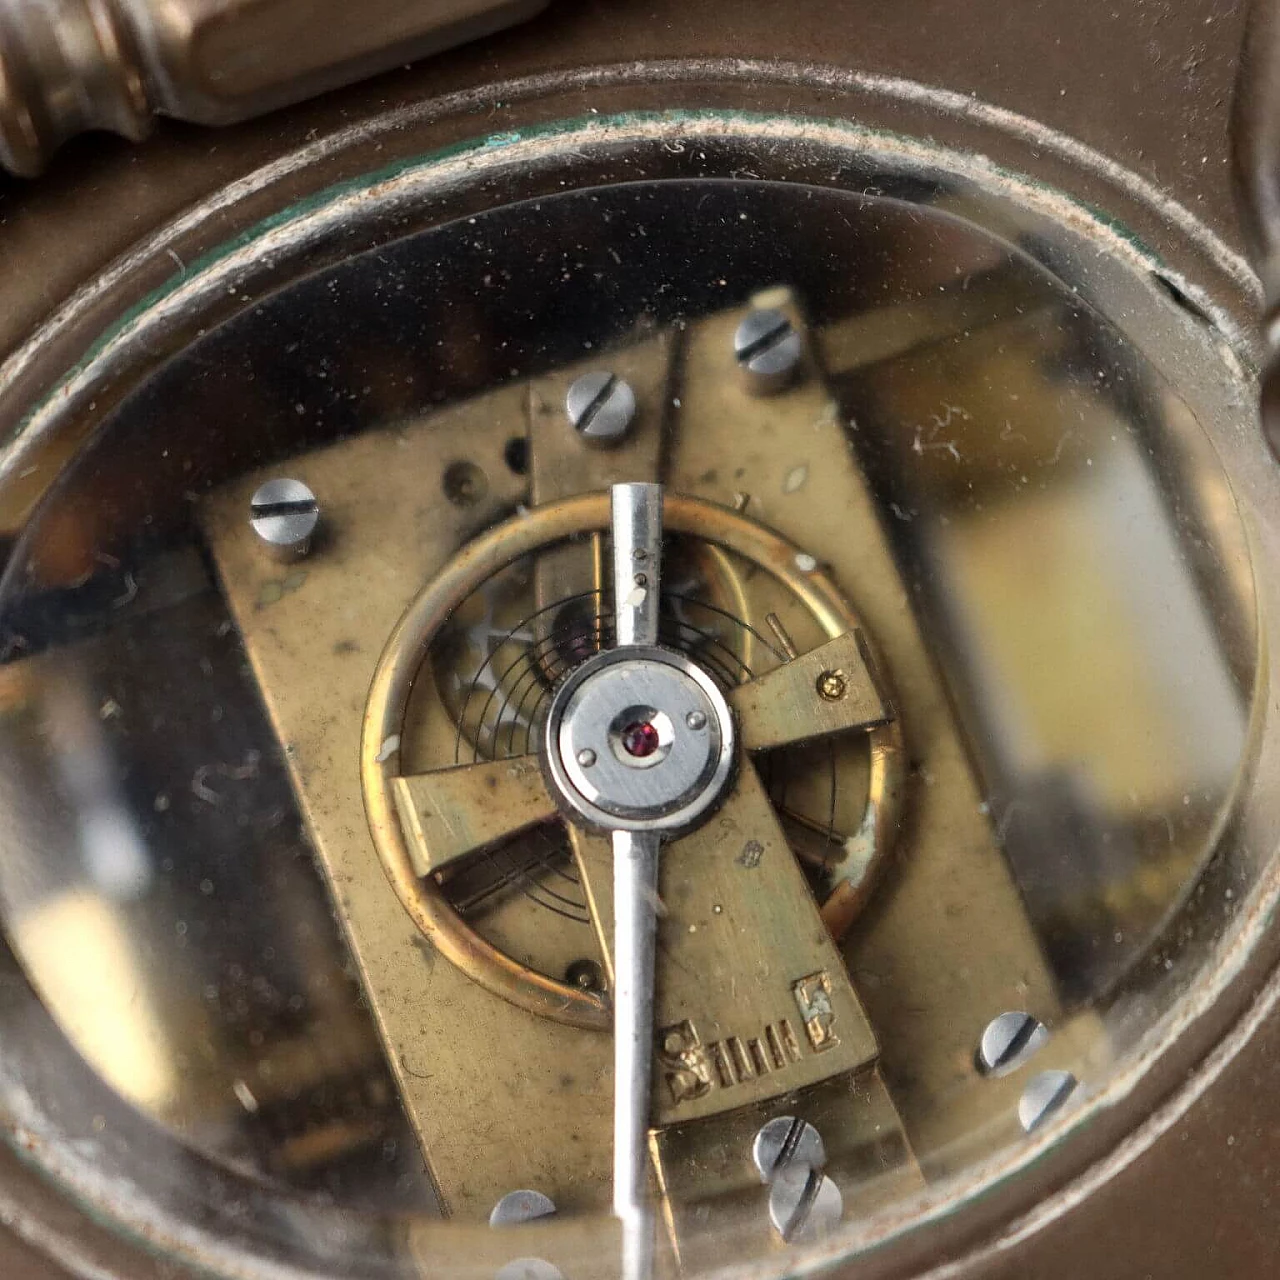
(816, 669), (847, 701)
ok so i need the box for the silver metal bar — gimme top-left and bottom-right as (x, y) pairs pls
(609, 481), (664, 1276)
(611, 482), (663, 647)
(611, 827), (661, 1280)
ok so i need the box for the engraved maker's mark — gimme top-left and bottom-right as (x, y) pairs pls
(793, 970), (839, 1052)
(658, 1017), (803, 1104)
(657, 1020), (714, 1104)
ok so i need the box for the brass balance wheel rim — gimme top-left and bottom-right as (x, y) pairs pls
(361, 491), (905, 1030)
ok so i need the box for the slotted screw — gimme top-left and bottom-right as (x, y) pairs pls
(734, 307), (804, 395)
(767, 1165), (843, 1243)
(1018, 1069), (1078, 1133)
(752, 1116), (826, 1183)
(249, 478), (319, 561)
(489, 1189), (557, 1227)
(976, 1011), (1049, 1077)
(565, 372), (636, 444)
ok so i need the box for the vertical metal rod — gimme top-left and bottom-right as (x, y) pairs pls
(612, 828), (661, 1280)
(608, 481), (665, 1279)
(611, 482), (663, 646)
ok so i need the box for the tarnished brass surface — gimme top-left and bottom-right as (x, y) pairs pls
(527, 332), (672, 659)
(201, 387), (622, 1217)
(201, 339), (915, 1221)
(669, 290), (1093, 1172)
(202, 295), (1093, 1223)
(359, 491), (903, 1028)
(651, 1068), (922, 1274)
(573, 761), (878, 1129)
(731, 629), (891, 752)
(394, 756), (557, 875)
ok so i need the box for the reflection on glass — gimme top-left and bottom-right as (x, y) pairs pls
(833, 267), (1252, 998)
(0, 174), (1257, 1262)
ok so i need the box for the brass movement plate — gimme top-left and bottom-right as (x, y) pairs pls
(573, 760), (877, 1130)
(203, 389), (617, 1217)
(202, 294), (1089, 1225)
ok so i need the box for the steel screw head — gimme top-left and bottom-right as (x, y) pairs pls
(767, 1165), (843, 1243)
(565, 372), (637, 444)
(249, 478), (319, 561)
(976, 1011), (1049, 1077)
(685, 709), (707, 731)
(1018, 1069), (1078, 1133)
(752, 1115), (826, 1183)
(489, 1189), (557, 1227)
(576, 747), (597, 768)
(734, 307), (804, 395)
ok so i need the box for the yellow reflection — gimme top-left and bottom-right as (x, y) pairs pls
(14, 890), (176, 1111)
(946, 449), (1242, 813)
